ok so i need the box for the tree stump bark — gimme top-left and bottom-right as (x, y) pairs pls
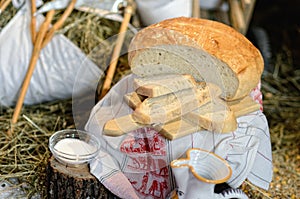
(46, 156), (119, 199)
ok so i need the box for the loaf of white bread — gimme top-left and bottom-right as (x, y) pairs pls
(103, 17), (263, 139)
(128, 17), (264, 101)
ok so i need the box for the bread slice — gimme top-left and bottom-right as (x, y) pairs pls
(132, 82), (210, 124)
(185, 99), (237, 133)
(123, 92), (144, 109)
(227, 95), (261, 117)
(154, 117), (202, 140)
(134, 74), (197, 97)
(128, 17), (264, 101)
(103, 114), (145, 136)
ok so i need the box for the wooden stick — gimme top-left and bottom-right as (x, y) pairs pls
(99, 4), (134, 99)
(30, 0), (37, 44)
(0, 0), (12, 14)
(243, 0), (256, 34)
(192, 0), (200, 18)
(41, 0), (76, 48)
(241, 0), (252, 9)
(11, 10), (55, 125)
(229, 0), (246, 34)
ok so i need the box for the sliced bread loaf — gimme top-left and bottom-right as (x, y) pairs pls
(134, 74), (197, 97)
(128, 17), (264, 101)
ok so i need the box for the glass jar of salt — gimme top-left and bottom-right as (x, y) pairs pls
(49, 129), (100, 167)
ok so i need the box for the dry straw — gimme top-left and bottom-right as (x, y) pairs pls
(0, 99), (75, 197)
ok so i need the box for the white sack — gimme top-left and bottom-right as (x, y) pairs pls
(135, 0), (193, 26)
(36, 0), (122, 14)
(0, 1), (101, 107)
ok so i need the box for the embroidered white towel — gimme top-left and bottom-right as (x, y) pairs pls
(86, 74), (273, 198)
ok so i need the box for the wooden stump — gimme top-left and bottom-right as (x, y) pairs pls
(46, 156), (119, 199)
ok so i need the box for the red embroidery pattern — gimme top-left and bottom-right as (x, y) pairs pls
(126, 169), (169, 199)
(250, 81), (263, 111)
(120, 127), (170, 198)
(120, 127), (166, 156)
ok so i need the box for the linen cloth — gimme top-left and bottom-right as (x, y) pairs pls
(86, 74), (272, 199)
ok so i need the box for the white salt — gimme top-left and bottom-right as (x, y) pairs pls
(54, 138), (97, 164)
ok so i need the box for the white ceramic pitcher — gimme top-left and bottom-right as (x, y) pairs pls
(170, 148), (248, 199)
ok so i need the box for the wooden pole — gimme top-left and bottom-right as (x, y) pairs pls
(193, 0), (200, 18)
(11, 10), (55, 125)
(31, 0), (37, 43)
(41, 0), (77, 48)
(99, 3), (134, 100)
(243, 0), (256, 34)
(229, 0), (246, 34)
